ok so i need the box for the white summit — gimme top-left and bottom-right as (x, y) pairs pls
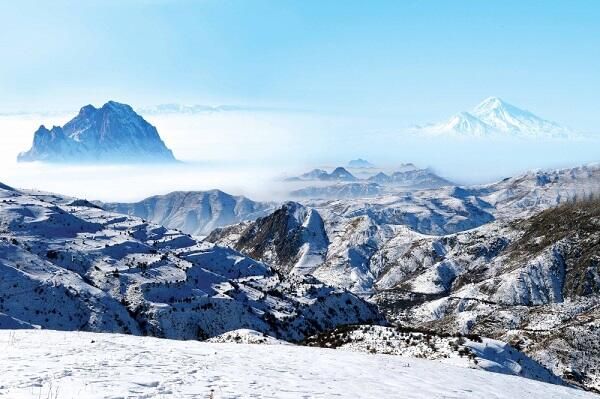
(415, 97), (574, 138)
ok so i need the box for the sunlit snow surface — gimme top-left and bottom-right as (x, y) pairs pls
(0, 330), (595, 399)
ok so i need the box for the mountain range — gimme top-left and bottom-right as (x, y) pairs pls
(286, 164), (453, 194)
(3, 161), (600, 392)
(414, 97), (575, 138)
(100, 190), (273, 236)
(17, 101), (177, 163)
(0, 184), (380, 342)
(206, 164), (600, 391)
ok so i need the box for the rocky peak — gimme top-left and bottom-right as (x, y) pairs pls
(18, 101), (177, 163)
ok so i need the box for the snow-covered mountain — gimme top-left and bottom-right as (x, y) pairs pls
(101, 190), (274, 236)
(347, 158), (375, 168)
(287, 164), (452, 195)
(290, 182), (386, 199)
(371, 198), (600, 391)
(214, 164), (600, 293)
(367, 168), (453, 188)
(415, 97), (575, 138)
(17, 101), (177, 163)
(0, 183), (382, 341)
(286, 167), (358, 182)
(209, 163), (600, 391)
(207, 202), (329, 275)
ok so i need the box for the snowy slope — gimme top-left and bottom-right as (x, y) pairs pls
(303, 325), (564, 386)
(0, 184), (382, 341)
(102, 190), (274, 236)
(0, 329), (594, 399)
(415, 97), (575, 138)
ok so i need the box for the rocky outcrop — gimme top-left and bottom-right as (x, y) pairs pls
(18, 101), (176, 163)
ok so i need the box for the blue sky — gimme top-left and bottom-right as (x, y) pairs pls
(1, 0), (600, 129)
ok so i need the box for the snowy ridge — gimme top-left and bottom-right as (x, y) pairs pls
(286, 167), (358, 182)
(285, 164), (453, 200)
(101, 190), (274, 236)
(372, 198), (600, 391)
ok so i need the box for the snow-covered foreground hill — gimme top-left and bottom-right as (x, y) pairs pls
(0, 329), (594, 399)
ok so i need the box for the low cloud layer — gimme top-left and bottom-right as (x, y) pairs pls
(1, 110), (599, 202)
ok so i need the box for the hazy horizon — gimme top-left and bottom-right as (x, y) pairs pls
(1, 1), (599, 202)
(1, 102), (599, 202)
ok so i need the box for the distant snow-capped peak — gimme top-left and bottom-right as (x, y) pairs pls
(414, 97), (575, 138)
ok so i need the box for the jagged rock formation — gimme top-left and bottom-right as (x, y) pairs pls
(18, 101), (176, 163)
(207, 202), (328, 275)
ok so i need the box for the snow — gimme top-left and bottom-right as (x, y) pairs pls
(0, 185), (382, 341)
(414, 97), (576, 138)
(0, 329), (594, 399)
(102, 190), (274, 236)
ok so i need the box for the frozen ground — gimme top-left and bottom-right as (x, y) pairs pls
(0, 330), (595, 399)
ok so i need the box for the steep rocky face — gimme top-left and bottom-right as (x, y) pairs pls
(207, 202), (329, 275)
(18, 101), (176, 163)
(102, 190), (273, 236)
